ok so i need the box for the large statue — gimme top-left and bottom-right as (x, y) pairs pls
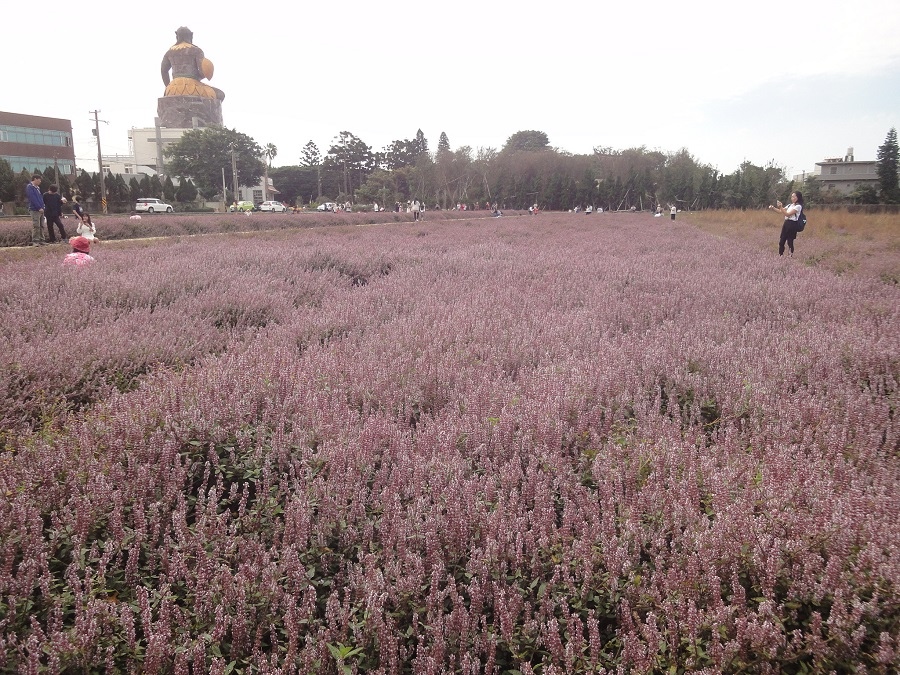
(157, 26), (224, 128)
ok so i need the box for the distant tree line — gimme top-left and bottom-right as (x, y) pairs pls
(0, 162), (199, 213)
(268, 126), (900, 211)
(2, 127), (896, 212)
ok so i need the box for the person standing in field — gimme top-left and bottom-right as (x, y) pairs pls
(26, 174), (46, 246)
(43, 185), (67, 243)
(412, 199), (421, 221)
(670, 205), (676, 221)
(770, 190), (804, 257)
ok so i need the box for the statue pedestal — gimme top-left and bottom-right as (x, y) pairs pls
(157, 96), (223, 128)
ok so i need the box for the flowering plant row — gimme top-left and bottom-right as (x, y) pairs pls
(1, 213), (897, 672)
(0, 209), (524, 249)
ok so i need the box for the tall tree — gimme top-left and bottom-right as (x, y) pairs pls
(382, 138), (420, 170)
(16, 169), (35, 206)
(326, 131), (374, 199)
(165, 126), (265, 199)
(163, 175), (177, 203)
(74, 169), (94, 200)
(300, 141), (323, 200)
(129, 177), (143, 202)
(263, 143), (277, 202)
(876, 127), (899, 203)
(300, 141), (321, 167)
(414, 129), (429, 156)
(437, 132), (451, 156)
(176, 178), (198, 203)
(149, 175), (163, 200)
(265, 143), (278, 165)
(0, 158), (15, 202)
(503, 130), (550, 153)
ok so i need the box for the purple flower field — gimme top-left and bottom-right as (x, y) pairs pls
(0, 209), (519, 249)
(1, 213), (898, 673)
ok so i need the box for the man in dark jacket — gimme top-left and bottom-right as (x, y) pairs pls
(43, 184), (67, 243)
(25, 174), (46, 246)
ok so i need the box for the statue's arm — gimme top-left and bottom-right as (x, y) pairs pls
(161, 56), (171, 86)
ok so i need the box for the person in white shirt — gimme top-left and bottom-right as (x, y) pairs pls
(769, 191), (804, 257)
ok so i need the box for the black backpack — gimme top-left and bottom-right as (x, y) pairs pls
(796, 209), (807, 232)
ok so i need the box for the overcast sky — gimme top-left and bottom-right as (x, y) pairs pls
(6, 0), (898, 178)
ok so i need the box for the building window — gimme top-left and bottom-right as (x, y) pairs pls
(0, 156), (75, 174)
(253, 190), (263, 203)
(830, 167), (837, 175)
(0, 125), (71, 148)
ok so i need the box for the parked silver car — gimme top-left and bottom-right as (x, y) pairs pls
(134, 198), (174, 213)
(258, 200), (288, 213)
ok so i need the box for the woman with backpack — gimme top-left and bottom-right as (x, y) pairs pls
(769, 191), (804, 257)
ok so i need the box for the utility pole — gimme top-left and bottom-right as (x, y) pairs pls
(222, 167), (228, 212)
(90, 110), (108, 214)
(262, 153), (268, 205)
(230, 149), (238, 203)
(154, 117), (165, 178)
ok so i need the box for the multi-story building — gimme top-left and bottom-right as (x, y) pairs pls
(128, 124), (189, 176)
(800, 148), (880, 195)
(0, 111), (76, 179)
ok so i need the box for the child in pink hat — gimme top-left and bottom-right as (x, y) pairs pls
(62, 236), (96, 266)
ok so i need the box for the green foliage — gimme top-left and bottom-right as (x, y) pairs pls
(74, 169), (95, 200)
(326, 131), (375, 199)
(437, 131), (451, 156)
(355, 169), (399, 205)
(414, 128), (428, 155)
(165, 126), (265, 196)
(381, 138), (421, 170)
(40, 164), (72, 196)
(175, 178), (198, 203)
(269, 165), (318, 206)
(15, 169), (34, 205)
(129, 176), (142, 202)
(149, 175), (163, 200)
(876, 127), (899, 203)
(503, 130), (550, 153)
(264, 143), (277, 165)
(801, 174), (823, 205)
(300, 140), (322, 167)
(163, 175), (176, 203)
(849, 184), (879, 204)
(0, 157), (15, 202)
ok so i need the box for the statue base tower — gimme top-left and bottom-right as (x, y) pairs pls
(157, 96), (223, 128)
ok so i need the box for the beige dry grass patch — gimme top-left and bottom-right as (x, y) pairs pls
(684, 209), (900, 284)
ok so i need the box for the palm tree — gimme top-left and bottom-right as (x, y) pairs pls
(265, 143), (277, 165)
(264, 143), (277, 203)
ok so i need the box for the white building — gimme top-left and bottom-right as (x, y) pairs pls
(122, 125), (279, 204)
(794, 147), (880, 195)
(129, 125), (189, 176)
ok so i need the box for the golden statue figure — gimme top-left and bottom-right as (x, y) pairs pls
(160, 26), (225, 101)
